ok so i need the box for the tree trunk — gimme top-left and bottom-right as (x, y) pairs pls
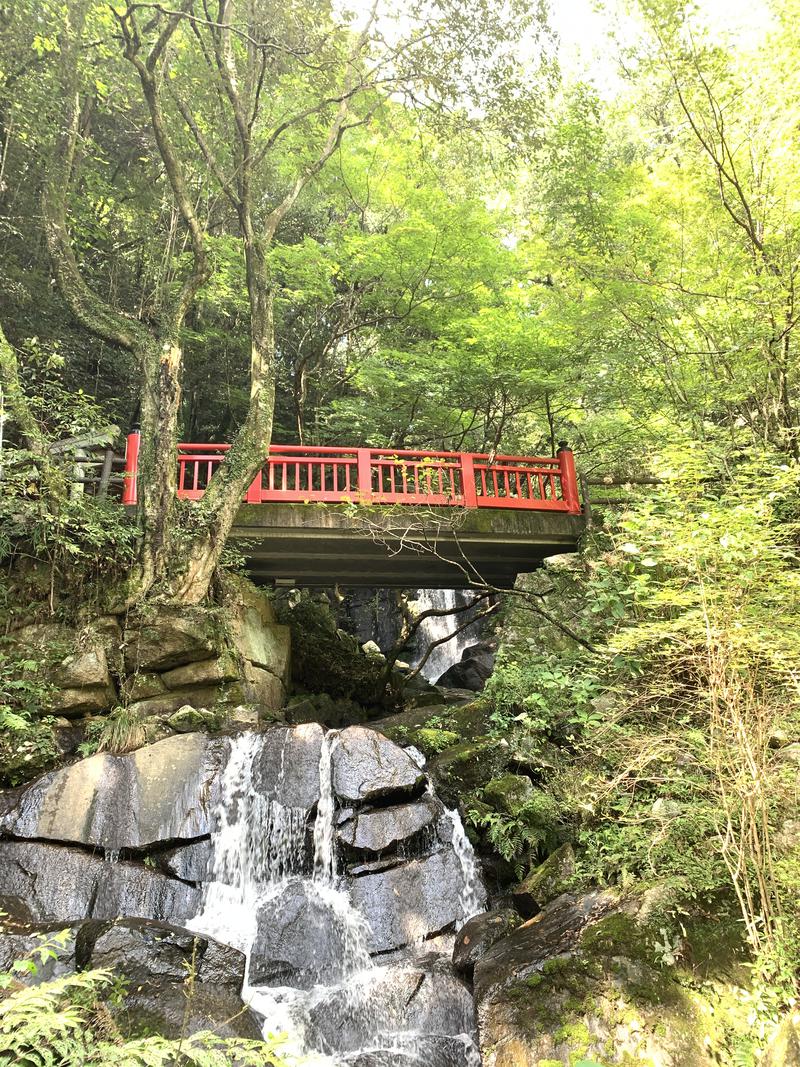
(166, 280), (276, 603)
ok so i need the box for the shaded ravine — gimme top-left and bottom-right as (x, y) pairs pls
(189, 729), (485, 1065)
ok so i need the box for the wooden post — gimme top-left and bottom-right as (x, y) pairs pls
(460, 452), (478, 507)
(357, 448), (373, 503)
(557, 442), (581, 513)
(97, 447), (114, 499)
(121, 429), (140, 506)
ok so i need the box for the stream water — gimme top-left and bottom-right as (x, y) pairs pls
(189, 730), (484, 1066)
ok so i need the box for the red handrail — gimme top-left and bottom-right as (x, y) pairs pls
(122, 439), (581, 514)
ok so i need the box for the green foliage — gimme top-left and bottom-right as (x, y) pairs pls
(92, 706), (155, 755)
(486, 452), (800, 1020)
(0, 929), (294, 1066)
(0, 649), (59, 786)
(468, 789), (562, 877)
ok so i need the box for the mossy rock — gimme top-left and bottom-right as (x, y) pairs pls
(514, 843), (576, 914)
(166, 705), (222, 733)
(428, 736), (507, 805)
(388, 726), (460, 757)
(275, 594), (396, 708)
(484, 772), (534, 815)
(764, 1017), (800, 1067)
(286, 692), (370, 728)
(475, 892), (739, 1066)
(0, 718), (59, 787)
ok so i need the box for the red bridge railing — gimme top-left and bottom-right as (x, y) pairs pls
(122, 438), (581, 514)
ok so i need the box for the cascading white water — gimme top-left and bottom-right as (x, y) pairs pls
(448, 808), (487, 928)
(411, 589), (481, 683)
(312, 731), (337, 884)
(190, 730), (485, 1065)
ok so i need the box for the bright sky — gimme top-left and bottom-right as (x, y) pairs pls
(551, 0), (774, 89)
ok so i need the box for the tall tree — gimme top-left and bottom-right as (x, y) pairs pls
(40, 0), (550, 603)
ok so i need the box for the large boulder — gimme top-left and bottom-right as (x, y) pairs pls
(337, 798), (441, 853)
(1, 732), (227, 849)
(453, 908), (522, 979)
(437, 642), (495, 691)
(0, 917), (259, 1040)
(251, 723), (324, 810)
(349, 849), (466, 953)
(249, 879), (369, 987)
(332, 726), (425, 803)
(474, 892), (717, 1067)
(242, 661), (286, 709)
(0, 921), (79, 981)
(123, 982), (262, 1040)
(123, 606), (221, 673)
(223, 576), (287, 667)
(127, 686), (252, 719)
(86, 918), (245, 987)
(0, 841), (200, 924)
(337, 795), (441, 854)
(49, 649), (117, 716)
(160, 654), (240, 690)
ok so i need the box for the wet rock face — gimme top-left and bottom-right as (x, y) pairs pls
(250, 722), (324, 810)
(337, 795), (441, 853)
(250, 880), (362, 986)
(0, 723), (484, 1061)
(155, 839), (213, 882)
(1, 733), (227, 849)
(0, 841), (200, 924)
(351, 850), (466, 953)
(305, 959), (476, 1065)
(332, 726), (425, 803)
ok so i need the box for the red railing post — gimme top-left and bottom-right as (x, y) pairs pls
(557, 442), (580, 513)
(357, 448), (373, 503)
(460, 452), (478, 507)
(121, 428), (140, 506)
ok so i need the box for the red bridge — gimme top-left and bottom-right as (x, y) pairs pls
(121, 436), (584, 587)
(121, 438), (581, 514)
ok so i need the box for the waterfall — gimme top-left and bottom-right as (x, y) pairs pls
(411, 589), (482, 683)
(312, 731), (338, 884)
(190, 730), (485, 1065)
(448, 808), (487, 928)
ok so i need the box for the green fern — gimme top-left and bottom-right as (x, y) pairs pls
(0, 934), (297, 1067)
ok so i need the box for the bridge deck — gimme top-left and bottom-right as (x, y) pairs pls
(230, 502), (584, 588)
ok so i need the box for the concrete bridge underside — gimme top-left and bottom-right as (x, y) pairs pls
(230, 503), (585, 588)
